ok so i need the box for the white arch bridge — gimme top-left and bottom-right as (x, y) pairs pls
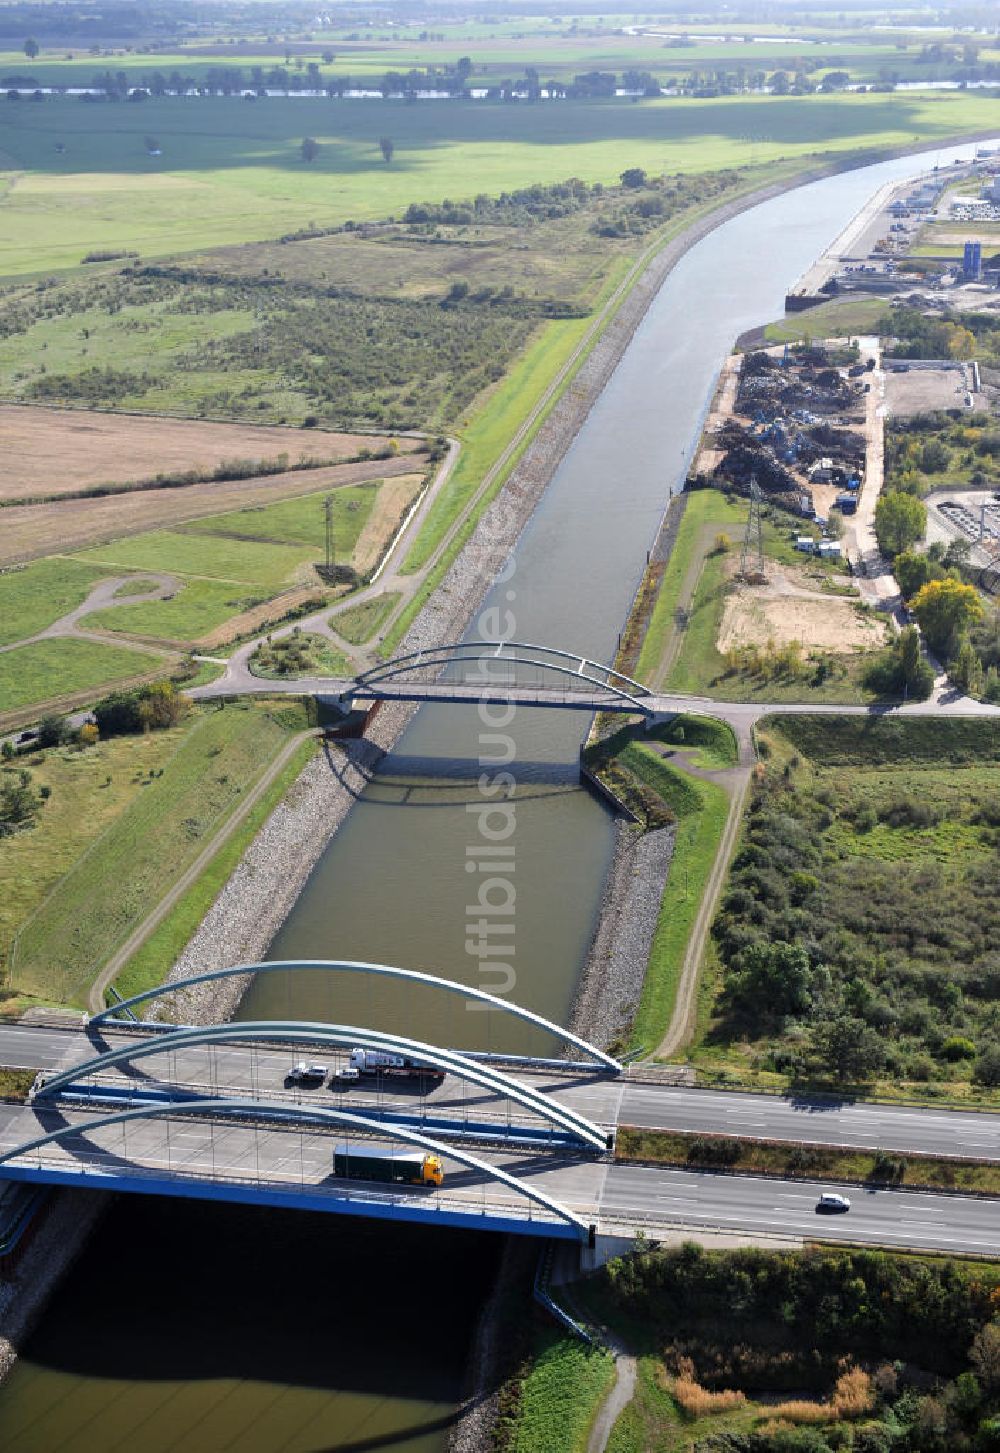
(190, 639), (662, 718)
(0, 962), (624, 1243)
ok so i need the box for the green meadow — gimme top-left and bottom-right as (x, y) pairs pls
(0, 636), (156, 713)
(75, 485), (378, 641)
(0, 90), (996, 275)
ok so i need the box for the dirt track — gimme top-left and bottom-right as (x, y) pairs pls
(0, 405), (414, 500)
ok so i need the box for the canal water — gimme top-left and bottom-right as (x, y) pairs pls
(0, 141), (991, 1452)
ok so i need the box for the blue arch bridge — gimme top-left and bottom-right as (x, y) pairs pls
(0, 962), (629, 1246)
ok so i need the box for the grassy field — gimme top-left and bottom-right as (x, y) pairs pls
(333, 592), (401, 645)
(0, 556), (111, 645)
(761, 293), (888, 343)
(637, 488), (872, 704)
(9, 701), (307, 1005)
(249, 630), (352, 678)
(74, 483), (381, 642)
(690, 717), (1000, 1105)
(110, 731), (317, 1007)
(0, 725), (188, 984)
(619, 748), (730, 1056)
(0, 636), (160, 713)
(0, 92), (996, 275)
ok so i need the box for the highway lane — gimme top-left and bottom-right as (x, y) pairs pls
(3, 1025), (999, 1162)
(619, 1084), (1000, 1161)
(2, 1096), (999, 1257)
(601, 1164), (1000, 1257)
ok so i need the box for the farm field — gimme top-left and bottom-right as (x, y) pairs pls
(0, 454), (422, 567)
(0, 636), (162, 715)
(8, 701), (308, 1006)
(691, 716), (1000, 1106)
(0, 404), (401, 501)
(0, 91), (996, 275)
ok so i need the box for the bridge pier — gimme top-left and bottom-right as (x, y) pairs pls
(642, 711), (679, 733)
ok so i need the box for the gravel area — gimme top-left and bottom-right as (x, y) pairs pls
(569, 822), (676, 1053)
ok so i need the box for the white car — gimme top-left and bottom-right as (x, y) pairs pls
(816, 1192), (851, 1214)
(287, 1062), (327, 1086)
(331, 1066), (361, 1086)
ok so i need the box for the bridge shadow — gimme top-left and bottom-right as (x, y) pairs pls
(20, 1196), (501, 1422)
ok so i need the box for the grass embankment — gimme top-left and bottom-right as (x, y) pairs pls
(8, 701), (311, 1006)
(618, 1126), (1000, 1196)
(110, 729), (318, 1006)
(333, 593), (401, 645)
(0, 636), (165, 715)
(691, 715), (1000, 1107)
(761, 295), (888, 345)
(499, 1327), (616, 1453)
(584, 722), (733, 1055)
(0, 92), (996, 275)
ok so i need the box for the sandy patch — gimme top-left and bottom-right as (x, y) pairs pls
(352, 474), (425, 577)
(0, 405), (418, 501)
(718, 560), (882, 655)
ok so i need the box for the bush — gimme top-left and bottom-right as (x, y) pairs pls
(941, 1036), (977, 1062)
(36, 715), (68, 748)
(77, 722), (99, 747)
(974, 1046), (1000, 1088)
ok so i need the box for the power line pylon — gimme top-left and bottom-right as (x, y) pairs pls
(739, 476), (765, 579)
(324, 495), (335, 577)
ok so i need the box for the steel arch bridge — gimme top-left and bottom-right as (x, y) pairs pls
(347, 640), (654, 715)
(0, 1100), (592, 1241)
(90, 958), (623, 1076)
(38, 1021), (612, 1151)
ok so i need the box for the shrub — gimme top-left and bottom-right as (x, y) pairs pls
(941, 1036), (977, 1062)
(974, 1046), (1000, 1088)
(673, 1358), (746, 1417)
(77, 722), (99, 747)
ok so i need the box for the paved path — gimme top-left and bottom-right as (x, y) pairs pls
(0, 573), (179, 658)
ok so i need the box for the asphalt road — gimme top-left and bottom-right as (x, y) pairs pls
(602, 1163), (1000, 1257)
(3, 1025), (999, 1161)
(619, 1084), (1000, 1161)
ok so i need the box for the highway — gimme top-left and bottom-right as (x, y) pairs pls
(618, 1084), (1000, 1162)
(2, 1023), (999, 1160)
(1, 1022), (998, 1253)
(602, 1163), (1000, 1257)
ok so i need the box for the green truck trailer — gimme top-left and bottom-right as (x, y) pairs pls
(333, 1143), (444, 1186)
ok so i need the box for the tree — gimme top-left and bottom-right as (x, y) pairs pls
(0, 769), (38, 836)
(899, 626), (934, 698)
(36, 715), (68, 748)
(971, 1322), (1000, 1390)
(300, 136), (319, 163)
(813, 1014), (887, 1082)
(620, 167), (647, 189)
(874, 491), (926, 557)
(24, 37), (39, 59)
(894, 549), (944, 600)
(911, 577), (984, 657)
(950, 634), (984, 695)
(729, 942), (814, 1019)
(77, 722), (99, 748)
(378, 136), (394, 164)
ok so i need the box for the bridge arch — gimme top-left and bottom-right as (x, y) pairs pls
(38, 1021), (612, 1151)
(353, 640), (652, 711)
(90, 959), (622, 1075)
(0, 1099), (590, 1240)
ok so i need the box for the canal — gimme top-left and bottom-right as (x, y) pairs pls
(0, 140), (991, 1452)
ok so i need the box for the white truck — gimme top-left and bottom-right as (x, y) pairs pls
(344, 1048), (445, 1084)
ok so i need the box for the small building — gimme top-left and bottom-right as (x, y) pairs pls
(818, 539), (843, 558)
(795, 536), (816, 553)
